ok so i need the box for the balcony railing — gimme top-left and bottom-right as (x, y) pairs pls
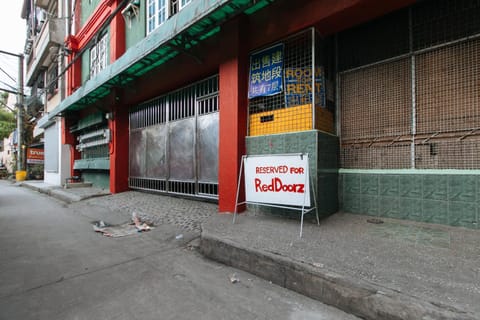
(25, 18), (65, 86)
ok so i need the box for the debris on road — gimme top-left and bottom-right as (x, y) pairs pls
(132, 211), (152, 232)
(230, 273), (239, 284)
(92, 212), (153, 237)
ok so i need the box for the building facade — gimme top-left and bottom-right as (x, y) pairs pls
(36, 0), (479, 229)
(22, 0), (70, 184)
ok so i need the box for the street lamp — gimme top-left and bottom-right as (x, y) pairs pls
(0, 49), (24, 172)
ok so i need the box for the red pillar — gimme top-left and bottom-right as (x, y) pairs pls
(218, 17), (248, 213)
(109, 0), (126, 62)
(108, 0), (127, 193)
(65, 36), (81, 95)
(109, 103), (129, 193)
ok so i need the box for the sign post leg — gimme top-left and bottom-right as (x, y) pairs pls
(233, 156), (246, 224)
(311, 175), (320, 225)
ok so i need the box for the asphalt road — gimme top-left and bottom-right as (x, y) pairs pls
(0, 181), (359, 320)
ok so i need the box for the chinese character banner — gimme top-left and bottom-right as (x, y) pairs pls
(248, 43), (284, 99)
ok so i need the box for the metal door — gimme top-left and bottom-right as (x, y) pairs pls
(129, 75), (219, 199)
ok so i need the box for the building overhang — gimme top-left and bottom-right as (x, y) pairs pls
(38, 112), (56, 129)
(48, 0), (275, 119)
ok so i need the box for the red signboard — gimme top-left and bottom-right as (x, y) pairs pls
(27, 148), (44, 164)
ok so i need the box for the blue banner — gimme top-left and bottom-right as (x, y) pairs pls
(248, 44), (284, 99)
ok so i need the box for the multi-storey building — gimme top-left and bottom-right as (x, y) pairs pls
(35, 0), (480, 229)
(22, 0), (69, 184)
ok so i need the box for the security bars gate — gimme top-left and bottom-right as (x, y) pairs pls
(129, 75), (219, 199)
(338, 0), (480, 170)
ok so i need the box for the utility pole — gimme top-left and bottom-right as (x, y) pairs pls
(17, 54), (24, 171)
(0, 49), (24, 171)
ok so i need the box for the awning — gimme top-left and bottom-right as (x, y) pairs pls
(48, 0), (275, 119)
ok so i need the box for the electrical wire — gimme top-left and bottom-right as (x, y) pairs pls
(0, 66), (17, 83)
(0, 80), (18, 93)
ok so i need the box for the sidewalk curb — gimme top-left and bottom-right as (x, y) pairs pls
(49, 189), (82, 203)
(21, 182), (106, 203)
(200, 231), (476, 320)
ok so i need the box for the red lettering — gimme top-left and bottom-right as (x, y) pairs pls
(254, 177), (305, 194)
(255, 178), (262, 192)
(290, 167), (305, 174)
(297, 184), (304, 193)
(254, 166), (289, 174)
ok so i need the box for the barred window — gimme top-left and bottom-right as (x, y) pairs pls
(47, 64), (58, 99)
(89, 33), (108, 79)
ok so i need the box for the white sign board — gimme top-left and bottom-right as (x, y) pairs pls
(244, 154), (310, 207)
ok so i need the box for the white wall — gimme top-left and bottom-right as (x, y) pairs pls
(43, 118), (71, 185)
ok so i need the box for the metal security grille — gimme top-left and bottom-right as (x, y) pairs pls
(340, 59), (412, 169)
(415, 39), (480, 169)
(129, 75), (219, 199)
(248, 29), (335, 136)
(249, 30), (312, 114)
(77, 127), (110, 159)
(337, 8), (409, 72)
(339, 0), (480, 170)
(412, 0), (480, 50)
(130, 96), (167, 129)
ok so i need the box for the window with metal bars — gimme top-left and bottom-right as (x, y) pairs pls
(47, 64), (58, 99)
(89, 33), (108, 79)
(129, 75), (219, 129)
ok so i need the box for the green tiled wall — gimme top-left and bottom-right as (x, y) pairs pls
(340, 173), (479, 229)
(82, 170), (110, 190)
(246, 130), (339, 219)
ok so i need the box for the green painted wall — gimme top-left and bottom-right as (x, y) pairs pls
(125, 0), (146, 49)
(246, 130), (339, 219)
(81, 0), (102, 27)
(340, 172), (480, 229)
(81, 52), (90, 85)
(82, 170), (110, 190)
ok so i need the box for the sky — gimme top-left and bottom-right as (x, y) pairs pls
(0, 0), (27, 100)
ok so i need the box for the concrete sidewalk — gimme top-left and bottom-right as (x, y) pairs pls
(200, 213), (480, 320)
(18, 181), (480, 319)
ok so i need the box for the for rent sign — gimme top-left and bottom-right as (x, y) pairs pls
(244, 154), (310, 207)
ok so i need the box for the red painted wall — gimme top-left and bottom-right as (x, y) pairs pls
(246, 0), (417, 48)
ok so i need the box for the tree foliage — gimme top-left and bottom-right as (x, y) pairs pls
(0, 109), (16, 140)
(0, 92), (16, 140)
